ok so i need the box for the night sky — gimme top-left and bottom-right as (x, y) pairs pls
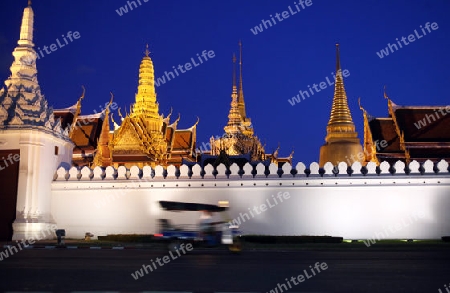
(0, 0), (449, 165)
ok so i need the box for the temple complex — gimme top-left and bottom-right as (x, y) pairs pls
(1, 2), (450, 243)
(360, 91), (450, 165)
(319, 44), (364, 167)
(54, 42), (293, 170)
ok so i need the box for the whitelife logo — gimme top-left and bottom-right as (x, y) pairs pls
(131, 243), (193, 280)
(0, 153), (20, 171)
(250, 0), (313, 35)
(154, 50), (215, 87)
(413, 106), (450, 130)
(287, 69), (350, 106)
(0, 224), (57, 261)
(376, 22), (439, 59)
(266, 262), (328, 293)
(362, 211), (425, 247)
(36, 31), (81, 60)
(229, 192), (291, 227)
(116, 0), (149, 16)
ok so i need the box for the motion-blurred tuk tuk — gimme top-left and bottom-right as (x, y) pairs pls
(154, 200), (242, 253)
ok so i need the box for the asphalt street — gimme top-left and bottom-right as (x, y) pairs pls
(0, 246), (449, 293)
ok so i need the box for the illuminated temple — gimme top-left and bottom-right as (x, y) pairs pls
(200, 43), (293, 168)
(54, 43), (292, 169)
(54, 46), (198, 168)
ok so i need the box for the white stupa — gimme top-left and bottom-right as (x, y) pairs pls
(0, 1), (74, 240)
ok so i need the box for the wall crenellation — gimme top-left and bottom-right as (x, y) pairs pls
(54, 160), (450, 181)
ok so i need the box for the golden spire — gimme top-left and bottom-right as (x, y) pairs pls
(326, 44), (356, 137)
(319, 44), (363, 167)
(224, 54), (242, 136)
(212, 43), (264, 160)
(28, 0), (32, 6)
(238, 41), (247, 119)
(131, 44), (159, 119)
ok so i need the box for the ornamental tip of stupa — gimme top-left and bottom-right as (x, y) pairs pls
(145, 44), (150, 57)
(0, 0), (70, 141)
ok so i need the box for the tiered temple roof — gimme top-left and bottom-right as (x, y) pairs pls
(55, 46), (197, 168)
(106, 47), (197, 168)
(361, 91), (450, 164)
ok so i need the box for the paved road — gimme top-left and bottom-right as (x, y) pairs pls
(0, 246), (449, 293)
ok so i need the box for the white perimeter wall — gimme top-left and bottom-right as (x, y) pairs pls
(51, 164), (450, 240)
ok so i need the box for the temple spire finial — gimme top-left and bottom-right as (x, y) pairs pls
(18, 0), (35, 47)
(383, 85), (389, 99)
(145, 44), (150, 57)
(224, 52), (241, 135)
(336, 43), (341, 73)
(237, 40), (248, 119)
(232, 53), (237, 93)
(238, 41), (244, 100)
(238, 40), (243, 93)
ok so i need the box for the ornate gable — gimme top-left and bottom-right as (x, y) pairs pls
(112, 118), (145, 153)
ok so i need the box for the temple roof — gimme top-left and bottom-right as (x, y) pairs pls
(53, 110), (75, 128)
(172, 130), (194, 151)
(367, 102), (450, 162)
(368, 118), (402, 153)
(393, 107), (450, 142)
(71, 116), (103, 151)
(53, 103), (78, 114)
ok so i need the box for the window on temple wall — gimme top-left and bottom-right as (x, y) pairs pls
(55, 146), (59, 156)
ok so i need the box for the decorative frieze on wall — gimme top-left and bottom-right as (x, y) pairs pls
(54, 159), (450, 182)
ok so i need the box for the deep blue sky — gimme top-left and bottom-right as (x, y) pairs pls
(1, 0), (449, 165)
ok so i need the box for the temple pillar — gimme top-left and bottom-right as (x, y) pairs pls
(11, 130), (73, 240)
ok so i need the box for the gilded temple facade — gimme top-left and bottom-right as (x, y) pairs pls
(55, 47), (197, 168)
(105, 47), (197, 168)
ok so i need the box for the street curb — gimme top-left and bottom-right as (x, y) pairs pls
(2, 244), (230, 251)
(3, 245), (133, 250)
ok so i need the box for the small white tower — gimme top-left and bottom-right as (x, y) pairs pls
(0, 1), (74, 240)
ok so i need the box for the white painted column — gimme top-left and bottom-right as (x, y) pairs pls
(12, 130), (73, 241)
